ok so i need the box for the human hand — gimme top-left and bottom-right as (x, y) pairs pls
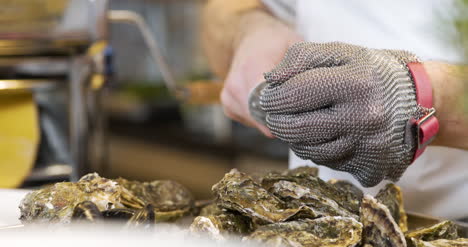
(260, 42), (435, 187)
(220, 11), (303, 137)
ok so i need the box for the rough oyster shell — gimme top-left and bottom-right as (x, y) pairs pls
(71, 200), (162, 229)
(126, 204), (156, 229)
(268, 180), (357, 220)
(281, 166), (318, 178)
(405, 221), (459, 241)
(101, 208), (135, 220)
(190, 213), (253, 241)
(407, 238), (468, 247)
(328, 179), (363, 206)
(360, 195), (407, 247)
(116, 178), (194, 222)
(19, 173), (141, 223)
(116, 178), (194, 212)
(72, 201), (102, 222)
(261, 172), (360, 215)
(212, 169), (317, 224)
(244, 216), (362, 247)
(198, 203), (224, 217)
(376, 184), (408, 232)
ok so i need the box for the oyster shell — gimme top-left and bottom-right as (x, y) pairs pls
(360, 195), (407, 247)
(116, 178), (194, 212)
(376, 184), (408, 232)
(72, 200), (160, 229)
(281, 166), (318, 178)
(116, 178), (194, 222)
(190, 213), (253, 241)
(19, 173), (141, 223)
(244, 216), (362, 247)
(261, 172), (360, 215)
(102, 208), (135, 220)
(328, 179), (363, 206)
(407, 238), (468, 247)
(268, 180), (358, 220)
(405, 221), (458, 241)
(199, 202), (224, 217)
(126, 204), (156, 229)
(248, 166), (318, 186)
(72, 201), (102, 222)
(212, 169), (317, 224)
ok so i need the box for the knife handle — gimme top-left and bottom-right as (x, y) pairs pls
(179, 80), (224, 105)
(180, 80), (268, 127)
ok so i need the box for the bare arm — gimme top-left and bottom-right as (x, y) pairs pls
(426, 62), (468, 150)
(201, 0), (303, 135)
(201, 0), (265, 78)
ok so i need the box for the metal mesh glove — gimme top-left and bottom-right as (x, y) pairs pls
(260, 42), (426, 187)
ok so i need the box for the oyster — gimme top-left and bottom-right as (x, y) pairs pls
(190, 212), (253, 241)
(212, 169), (317, 224)
(360, 195), (407, 247)
(281, 166), (318, 178)
(198, 202), (224, 217)
(102, 208), (136, 220)
(19, 173), (142, 223)
(248, 166), (317, 185)
(71, 201), (156, 229)
(262, 172), (360, 215)
(328, 179), (363, 205)
(72, 201), (102, 222)
(116, 178), (194, 213)
(405, 221), (458, 241)
(116, 178), (194, 221)
(245, 216), (362, 247)
(407, 238), (468, 247)
(376, 184), (408, 232)
(126, 204), (156, 229)
(19, 173), (194, 224)
(268, 180), (358, 220)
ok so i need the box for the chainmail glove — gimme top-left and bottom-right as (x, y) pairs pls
(260, 42), (432, 187)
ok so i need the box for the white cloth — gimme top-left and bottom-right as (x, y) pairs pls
(262, 0), (468, 219)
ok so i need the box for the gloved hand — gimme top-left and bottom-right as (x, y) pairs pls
(260, 42), (436, 187)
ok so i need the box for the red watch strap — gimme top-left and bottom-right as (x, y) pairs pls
(418, 116), (439, 147)
(407, 62), (439, 161)
(409, 62), (433, 108)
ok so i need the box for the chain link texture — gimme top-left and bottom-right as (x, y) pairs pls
(260, 42), (422, 187)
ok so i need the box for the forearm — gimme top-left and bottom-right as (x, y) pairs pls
(201, 0), (279, 78)
(425, 61), (468, 150)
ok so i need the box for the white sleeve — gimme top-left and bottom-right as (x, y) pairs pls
(261, 0), (297, 24)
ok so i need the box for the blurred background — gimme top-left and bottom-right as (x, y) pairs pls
(0, 0), (289, 199)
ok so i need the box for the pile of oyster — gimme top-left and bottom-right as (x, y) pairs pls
(19, 173), (194, 226)
(19, 168), (467, 247)
(191, 168), (467, 247)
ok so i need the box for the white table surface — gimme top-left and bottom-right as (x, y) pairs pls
(0, 189), (30, 227)
(0, 189), (249, 247)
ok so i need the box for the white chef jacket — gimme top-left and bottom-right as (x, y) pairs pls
(262, 0), (468, 219)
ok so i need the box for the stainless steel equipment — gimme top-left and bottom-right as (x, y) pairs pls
(0, 0), (110, 182)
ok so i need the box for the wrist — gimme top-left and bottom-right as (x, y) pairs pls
(423, 61), (468, 149)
